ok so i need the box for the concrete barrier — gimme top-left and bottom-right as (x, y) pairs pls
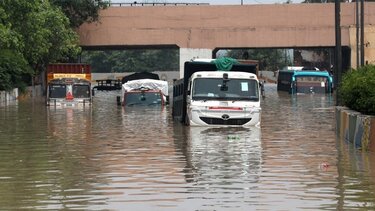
(0, 85), (44, 105)
(336, 106), (375, 151)
(0, 88), (18, 104)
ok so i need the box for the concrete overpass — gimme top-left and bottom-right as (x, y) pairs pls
(78, 3), (375, 75)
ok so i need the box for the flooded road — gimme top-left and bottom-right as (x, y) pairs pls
(1, 84), (375, 210)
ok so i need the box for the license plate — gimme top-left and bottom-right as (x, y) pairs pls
(219, 102), (228, 106)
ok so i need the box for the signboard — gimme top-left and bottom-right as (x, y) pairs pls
(53, 74), (86, 79)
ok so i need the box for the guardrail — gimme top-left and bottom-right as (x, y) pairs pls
(109, 2), (209, 7)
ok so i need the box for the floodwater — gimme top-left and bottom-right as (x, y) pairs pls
(1, 84), (375, 210)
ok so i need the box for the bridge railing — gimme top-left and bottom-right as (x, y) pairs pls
(109, 2), (210, 7)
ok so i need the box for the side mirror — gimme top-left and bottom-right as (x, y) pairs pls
(116, 96), (121, 106)
(259, 81), (265, 98)
(165, 96), (170, 104)
(223, 73), (229, 81)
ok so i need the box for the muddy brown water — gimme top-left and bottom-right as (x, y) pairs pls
(1, 84), (375, 210)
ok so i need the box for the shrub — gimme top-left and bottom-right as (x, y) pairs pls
(339, 65), (375, 115)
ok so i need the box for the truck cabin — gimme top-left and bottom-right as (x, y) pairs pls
(47, 78), (91, 104)
(191, 72), (260, 102)
(120, 78), (169, 107)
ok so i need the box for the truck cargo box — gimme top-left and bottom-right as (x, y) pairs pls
(47, 63), (91, 82)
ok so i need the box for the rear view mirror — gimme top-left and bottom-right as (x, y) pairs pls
(221, 73), (229, 91)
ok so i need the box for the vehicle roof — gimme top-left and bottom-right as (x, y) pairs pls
(121, 71), (160, 84)
(282, 66), (320, 71)
(184, 60), (257, 79)
(126, 89), (161, 93)
(191, 71), (258, 79)
(122, 79), (168, 96)
(293, 71), (331, 77)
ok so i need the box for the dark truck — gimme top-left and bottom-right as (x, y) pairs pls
(117, 72), (169, 107)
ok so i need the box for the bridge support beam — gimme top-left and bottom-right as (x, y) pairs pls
(179, 48), (212, 78)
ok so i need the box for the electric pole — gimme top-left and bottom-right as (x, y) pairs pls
(335, 0), (342, 105)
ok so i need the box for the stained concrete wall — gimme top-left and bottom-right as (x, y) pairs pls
(78, 3), (375, 72)
(349, 26), (375, 68)
(0, 88), (18, 105)
(336, 107), (375, 152)
(78, 3), (375, 50)
(0, 85), (43, 104)
(179, 48), (212, 78)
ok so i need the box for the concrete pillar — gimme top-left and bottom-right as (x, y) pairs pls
(349, 25), (375, 69)
(179, 48), (212, 79)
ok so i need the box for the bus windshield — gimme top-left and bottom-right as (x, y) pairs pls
(73, 85), (91, 98)
(49, 84), (66, 98)
(192, 78), (259, 101)
(295, 76), (329, 94)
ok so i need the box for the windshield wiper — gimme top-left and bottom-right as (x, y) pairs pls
(126, 102), (142, 106)
(148, 102), (161, 106)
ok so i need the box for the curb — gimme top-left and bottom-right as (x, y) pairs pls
(336, 106), (375, 151)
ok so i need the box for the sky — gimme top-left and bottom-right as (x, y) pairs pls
(110, 0), (304, 5)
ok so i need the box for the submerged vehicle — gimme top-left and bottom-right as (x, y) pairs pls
(172, 58), (262, 127)
(277, 66), (333, 94)
(46, 63), (93, 106)
(120, 78), (169, 107)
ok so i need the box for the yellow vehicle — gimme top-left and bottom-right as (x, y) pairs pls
(46, 63), (93, 107)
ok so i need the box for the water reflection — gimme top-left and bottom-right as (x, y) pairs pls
(179, 126), (262, 209)
(0, 86), (375, 210)
(185, 126), (261, 182)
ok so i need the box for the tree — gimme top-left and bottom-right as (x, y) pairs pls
(0, 0), (81, 90)
(81, 49), (179, 73)
(0, 6), (23, 53)
(0, 50), (31, 91)
(228, 49), (289, 71)
(50, 0), (110, 28)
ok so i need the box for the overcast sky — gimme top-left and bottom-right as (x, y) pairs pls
(109, 0), (304, 5)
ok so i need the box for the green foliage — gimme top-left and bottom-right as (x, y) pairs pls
(3, 0), (81, 71)
(51, 0), (109, 28)
(339, 65), (375, 115)
(81, 49), (179, 73)
(228, 49), (290, 71)
(0, 50), (32, 91)
(0, 5), (23, 51)
(0, 0), (82, 90)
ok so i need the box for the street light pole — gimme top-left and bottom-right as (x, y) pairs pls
(335, 0), (342, 105)
(356, 0), (359, 69)
(360, 0), (365, 66)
